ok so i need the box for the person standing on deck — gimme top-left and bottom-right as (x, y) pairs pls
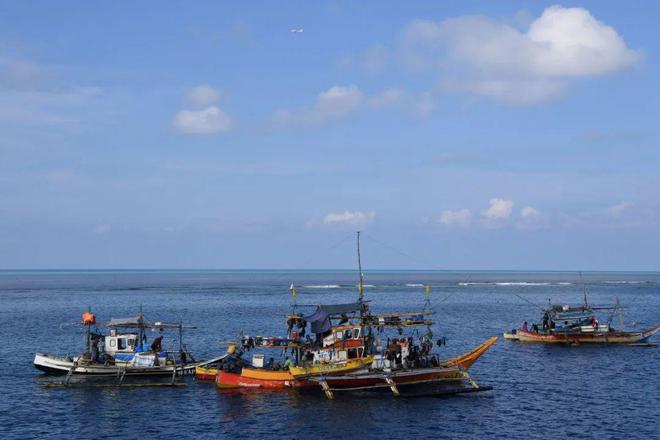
(522, 321), (529, 332)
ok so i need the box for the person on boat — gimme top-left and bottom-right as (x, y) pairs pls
(531, 323), (539, 333)
(283, 356), (293, 369)
(150, 335), (163, 352)
(542, 313), (549, 331)
(91, 336), (100, 363)
(522, 321), (529, 332)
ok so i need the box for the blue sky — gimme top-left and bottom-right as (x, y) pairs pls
(1, 1), (659, 270)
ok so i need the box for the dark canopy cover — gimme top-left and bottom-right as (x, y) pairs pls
(303, 301), (362, 334)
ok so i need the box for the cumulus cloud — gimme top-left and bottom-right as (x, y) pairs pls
(173, 85), (232, 134)
(439, 209), (471, 227)
(185, 85), (221, 106)
(398, 5), (640, 104)
(173, 106), (232, 134)
(275, 84), (436, 126)
(608, 201), (633, 217)
(482, 198), (514, 220)
(517, 206), (546, 229)
(520, 206), (541, 218)
(322, 210), (375, 226)
(274, 85), (365, 126)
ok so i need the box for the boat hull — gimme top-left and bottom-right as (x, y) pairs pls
(215, 337), (498, 391)
(514, 325), (660, 344)
(216, 368), (315, 389)
(34, 353), (200, 377)
(195, 366), (218, 381)
(288, 356), (374, 378)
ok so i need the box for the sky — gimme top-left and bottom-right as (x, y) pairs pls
(1, 1), (659, 270)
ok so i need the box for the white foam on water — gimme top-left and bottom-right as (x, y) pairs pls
(496, 282), (550, 286)
(303, 284), (342, 289)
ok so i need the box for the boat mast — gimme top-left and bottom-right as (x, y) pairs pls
(580, 271), (588, 308)
(357, 231), (364, 301)
(84, 305), (91, 357)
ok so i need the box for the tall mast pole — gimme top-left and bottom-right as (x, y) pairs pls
(357, 231), (364, 301)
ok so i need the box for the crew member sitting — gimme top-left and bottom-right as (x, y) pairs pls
(150, 335), (163, 352)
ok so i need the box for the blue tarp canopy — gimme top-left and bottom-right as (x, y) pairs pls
(304, 308), (332, 334)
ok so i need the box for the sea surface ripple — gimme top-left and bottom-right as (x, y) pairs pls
(0, 270), (659, 439)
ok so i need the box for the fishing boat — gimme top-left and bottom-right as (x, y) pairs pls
(34, 308), (205, 381)
(505, 297), (660, 345)
(216, 232), (497, 398)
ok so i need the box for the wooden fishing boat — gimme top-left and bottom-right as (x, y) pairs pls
(34, 308), (202, 381)
(216, 233), (497, 398)
(506, 295), (660, 345)
(515, 325), (660, 344)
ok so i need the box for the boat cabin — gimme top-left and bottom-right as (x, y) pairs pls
(104, 333), (139, 356)
(323, 325), (363, 347)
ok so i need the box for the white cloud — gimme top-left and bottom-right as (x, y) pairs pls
(482, 198), (513, 220)
(185, 85), (221, 106)
(439, 209), (471, 227)
(398, 6), (640, 104)
(322, 210), (375, 226)
(274, 85), (365, 126)
(275, 84), (437, 126)
(173, 106), (232, 134)
(608, 201), (633, 217)
(520, 206), (541, 218)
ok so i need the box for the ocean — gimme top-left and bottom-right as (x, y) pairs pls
(1, 270), (659, 439)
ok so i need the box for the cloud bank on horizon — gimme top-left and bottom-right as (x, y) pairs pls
(0, 2), (658, 270)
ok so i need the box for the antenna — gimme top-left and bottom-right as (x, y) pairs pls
(357, 231), (364, 300)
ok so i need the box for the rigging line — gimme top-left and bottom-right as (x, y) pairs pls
(511, 292), (545, 312)
(361, 232), (447, 271)
(269, 231), (355, 284)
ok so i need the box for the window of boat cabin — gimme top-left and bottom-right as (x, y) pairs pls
(353, 328), (360, 339)
(336, 331), (343, 340)
(344, 329), (352, 339)
(118, 338), (126, 350)
(348, 348), (357, 359)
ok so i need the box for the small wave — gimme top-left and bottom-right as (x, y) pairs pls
(557, 282), (573, 285)
(405, 283), (425, 287)
(361, 284), (376, 288)
(496, 282), (549, 286)
(604, 281), (647, 284)
(304, 284), (341, 289)
(459, 281), (549, 286)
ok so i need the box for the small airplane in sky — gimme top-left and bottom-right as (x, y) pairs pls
(290, 28), (304, 33)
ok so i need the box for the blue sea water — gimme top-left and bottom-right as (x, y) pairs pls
(0, 270), (659, 439)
